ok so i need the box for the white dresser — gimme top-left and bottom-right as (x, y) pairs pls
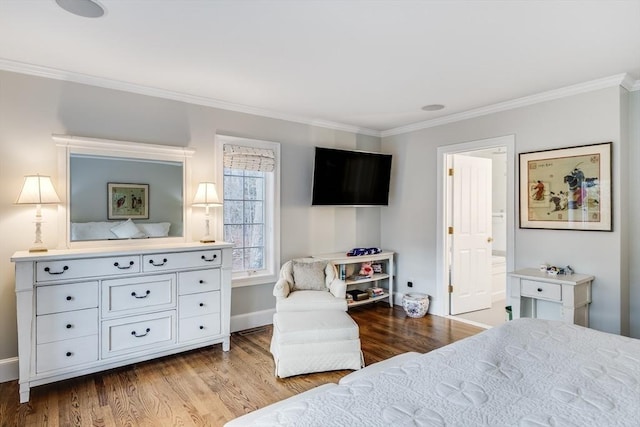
(12, 242), (232, 403)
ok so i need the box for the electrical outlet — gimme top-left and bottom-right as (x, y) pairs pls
(407, 281), (413, 288)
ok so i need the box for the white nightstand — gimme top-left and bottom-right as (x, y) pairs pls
(508, 268), (593, 327)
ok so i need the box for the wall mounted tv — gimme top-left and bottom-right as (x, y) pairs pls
(311, 147), (392, 206)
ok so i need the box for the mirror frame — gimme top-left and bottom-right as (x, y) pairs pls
(54, 134), (195, 249)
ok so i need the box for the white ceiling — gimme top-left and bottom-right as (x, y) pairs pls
(1, 0), (639, 135)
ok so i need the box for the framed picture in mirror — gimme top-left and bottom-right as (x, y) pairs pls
(108, 182), (149, 219)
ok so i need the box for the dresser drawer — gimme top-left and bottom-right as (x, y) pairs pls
(37, 308), (98, 344)
(36, 281), (98, 315)
(36, 256), (140, 283)
(179, 313), (221, 342)
(36, 335), (98, 373)
(102, 274), (175, 317)
(102, 311), (175, 358)
(143, 249), (221, 272)
(178, 269), (221, 295)
(521, 280), (561, 301)
(178, 291), (220, 318)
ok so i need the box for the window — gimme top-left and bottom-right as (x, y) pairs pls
(216, 135), (280, 287)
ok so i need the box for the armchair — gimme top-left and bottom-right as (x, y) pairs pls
(273, 258), (348, 312)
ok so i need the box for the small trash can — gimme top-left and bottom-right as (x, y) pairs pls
(402, 293), (430, 318)
(505, 305), (513, 321)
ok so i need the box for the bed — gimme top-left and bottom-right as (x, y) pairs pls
(225, 318), (640, 426)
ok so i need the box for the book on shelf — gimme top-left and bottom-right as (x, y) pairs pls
(366, 287), (385, 297)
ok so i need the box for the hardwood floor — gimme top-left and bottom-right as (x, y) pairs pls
(0, 305), (483, 427)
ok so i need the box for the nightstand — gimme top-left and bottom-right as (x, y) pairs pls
(508, 268), (593, 327)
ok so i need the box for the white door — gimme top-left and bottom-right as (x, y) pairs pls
(449, 154), (492, 315)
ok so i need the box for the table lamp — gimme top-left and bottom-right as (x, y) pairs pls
(15, 174), (61, 252)
(192, 182), (222, 243)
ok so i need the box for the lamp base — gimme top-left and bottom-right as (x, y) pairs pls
(200, 235), (216, 243)
(29, 246), (48, 253)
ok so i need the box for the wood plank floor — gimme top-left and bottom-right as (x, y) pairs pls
(0, 305), (483, 427)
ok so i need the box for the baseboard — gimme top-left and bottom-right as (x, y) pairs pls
(0, 357), (18, 383)
(231, 308), (276, 333)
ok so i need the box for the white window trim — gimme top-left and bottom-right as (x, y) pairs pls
(215, 134), (280, 288)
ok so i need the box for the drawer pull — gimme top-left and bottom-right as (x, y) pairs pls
(199, 303), (204, 307)
(201, 254), (217, 262)
(44, 266), (69, 275)
(66, 324), (73, 329)
(199, 280), (205, 284)
(131, 290), (151, 299)
(131, 328), (151, 338)
(148, 258), (168, 267)
(66, 296), (73, 301)
(114, 261), (135, 270)
(66, 351), (73, 357)
(199, 325), (204, 330)
(537, 288), (543, 292)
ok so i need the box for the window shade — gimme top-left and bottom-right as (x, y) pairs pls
(223, 144), (276, 172)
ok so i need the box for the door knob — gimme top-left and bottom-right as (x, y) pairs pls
(487, 237), (493, 243)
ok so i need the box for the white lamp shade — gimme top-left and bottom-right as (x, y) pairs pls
(192, 182), (222, 206)
(16, 175), (61, 205)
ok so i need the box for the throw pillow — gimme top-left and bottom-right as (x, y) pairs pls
(291, 260), (327, 291)
(137, 222), (171, 237)
(110, 219), (146, 239)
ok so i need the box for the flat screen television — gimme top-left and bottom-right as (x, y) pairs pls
(311, 147), (392, 206)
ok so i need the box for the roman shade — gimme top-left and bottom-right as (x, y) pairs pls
(223, 144), (276, 172)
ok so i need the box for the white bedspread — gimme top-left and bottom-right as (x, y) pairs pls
(244, 319), (640, 426)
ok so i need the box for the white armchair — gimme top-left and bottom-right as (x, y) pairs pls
(273, 258), (348, 312)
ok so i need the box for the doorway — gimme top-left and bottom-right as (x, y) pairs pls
(435, 135), (516, 328)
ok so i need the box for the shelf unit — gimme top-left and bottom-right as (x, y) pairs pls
(313, 251), (394, 308)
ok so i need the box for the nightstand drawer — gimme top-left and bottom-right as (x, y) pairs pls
(178, 269), (220, 295)
(37, 308), (98, 344)
(179, 314), (221, 342)
(36, 256), (140, 282)
(36, 335), (98, 373)
(36, 281), (98, 315)
(178, 291), (220, 318)
(521, 280), (561, 301)
(143, 249), (221, 272)
(102, 311), (175, 357)
(102, 274), (175, 317)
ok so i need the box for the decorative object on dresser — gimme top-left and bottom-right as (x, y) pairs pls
(313, 251), (394, 309)
(192, 182), (223, 243)
(11, 242), (233, 403)
(15, 174), (61, 252)
(508, 268), (593, 326)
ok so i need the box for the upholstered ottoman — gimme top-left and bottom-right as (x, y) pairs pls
(270, 310), (363, 378)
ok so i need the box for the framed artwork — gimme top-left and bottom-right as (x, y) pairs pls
(108, 183), (149, 219)
(519, 142), (612, 231)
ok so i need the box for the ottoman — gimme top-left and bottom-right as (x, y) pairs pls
(270, 310), (364, 378)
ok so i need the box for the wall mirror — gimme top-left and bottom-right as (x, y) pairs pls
(54, 134), (194, 248)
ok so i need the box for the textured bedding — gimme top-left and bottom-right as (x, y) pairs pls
(234, 318), (640, 426)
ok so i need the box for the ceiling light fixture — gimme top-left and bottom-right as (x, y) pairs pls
(421, 104), (445, 111)
(55, 0), (105, 18)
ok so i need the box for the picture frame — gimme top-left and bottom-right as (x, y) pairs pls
(107, 183), (149, 220)
(519, 142), (612, 231)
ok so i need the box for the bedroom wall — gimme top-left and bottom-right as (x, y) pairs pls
(0, 70), (382, 370)
(382, 86), (633, 336)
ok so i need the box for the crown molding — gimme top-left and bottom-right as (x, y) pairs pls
(1, 58), (636, 138)
(382, 73), (636, 138)
(0, 58), (381, 138)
